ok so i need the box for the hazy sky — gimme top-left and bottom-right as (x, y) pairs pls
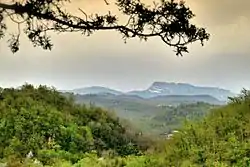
(0, 0), (250, 93)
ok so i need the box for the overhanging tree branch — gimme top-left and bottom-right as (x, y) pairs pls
(0, 0), (210, 55)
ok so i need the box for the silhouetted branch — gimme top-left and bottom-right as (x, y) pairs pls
(0, 0), (210, 55)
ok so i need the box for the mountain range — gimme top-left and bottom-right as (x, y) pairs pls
(62, 82), (235, 102)
(60, 82), (235, 135)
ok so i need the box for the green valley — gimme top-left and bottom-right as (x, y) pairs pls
(72, 93), (220, 135)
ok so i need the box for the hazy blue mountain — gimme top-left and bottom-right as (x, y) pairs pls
(61, 82), (235, 101)
(65, 86), (123, 95)
(127, 82), (235, 101)
(149, 94), (224, 105)
(73, 93), (224, 107)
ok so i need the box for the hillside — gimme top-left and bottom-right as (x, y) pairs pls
(72, 93), (220, 135)
(71, 91), (224, 106)
(0, 84), (150, 165)
(162, 89), (250, 166)
(149, 94), (223, 105)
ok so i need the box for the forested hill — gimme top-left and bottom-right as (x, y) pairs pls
(72, 93), (220, 135)
(0, 84), (152, 166)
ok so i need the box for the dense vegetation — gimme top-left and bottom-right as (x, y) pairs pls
(2, 84), (250, 167)
(150, 102), (217, 135)
(0, 84), (152, 166)
(162, 89), (250, 166)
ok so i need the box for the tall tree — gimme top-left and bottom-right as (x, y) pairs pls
(0, 0), (210, 55)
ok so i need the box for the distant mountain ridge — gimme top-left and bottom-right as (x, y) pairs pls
(63, 82), (236, 102)
(127, 82), (235, 101)
(60, 82), (235, 136)
(148, 94), (223, 105)
(65, 86), (123, 95)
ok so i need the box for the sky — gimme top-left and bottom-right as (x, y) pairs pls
(0, 0), (250, 93)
